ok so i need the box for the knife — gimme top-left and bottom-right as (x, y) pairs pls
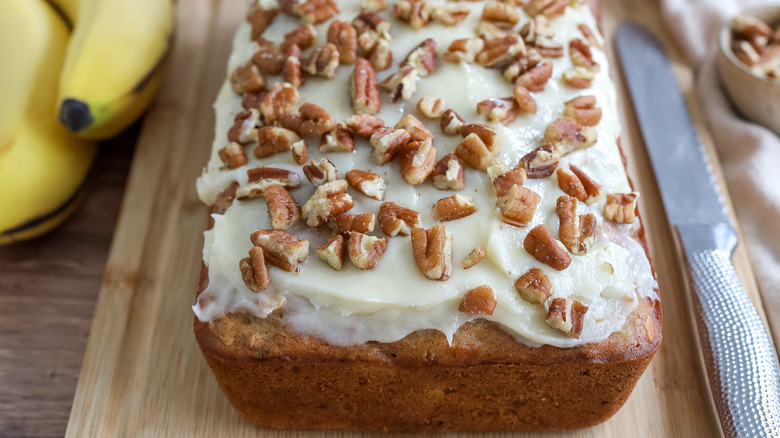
(616, 22), (780, 437)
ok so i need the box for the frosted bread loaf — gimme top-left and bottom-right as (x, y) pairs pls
(194, 0), (661, 430)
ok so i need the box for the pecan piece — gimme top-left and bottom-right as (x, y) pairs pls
(293, 0), (339, 24)
(518, 143), (560, 178)
(546, 298), (588, 338)
(417, 96), (446, 118)
(240, 246), (270, 292)
(460, 123), (499, 153)
(348, 232), (388, 270)
(320, 123), (355, 153)
(395, 114), (433, 142)
(516, 62), (553, 92)
(569, 38), (599, 71)
(252, 43), (285, 76)
(557, 164), (601, 204)
(228, 109), (260, 145)
(556, 195), (596, 255)
(283, 50), (304, 88)
(400, 138), (437, 185)
(523, 0), (568, 18)
(260, 82), (299, 124)
(431, 5), (470, 26)
(432, 153), (465, 191)
(291, 140), (307, 165)
(462, 245), (486, 269)
(264, 184), (302, 231)
(477, 34), (526, 68)
(456, 133), (498, 170)
(378, 202), (420, 236)
(369, 127), (411, 165)
(301, 180), (354, 227)
(523, 224), (571, 271)
(345, 170), (385, 200)
(562, 67), (595, 89)
(393, 0), (433, 29)
(481, 1), (520, 29)
(440, 109), (465, 135)
(401, 38), (437, 76)
(578, 23), (601, 48)
(283, 24), (317, 51)
(543, 117), (597, 155)
(316, 235), (346, 270)
(251, 229), (310, 272)
(563, 95), (601, 126)
(345, 114), (386, 137)
(254, 126), (300, 159)
(503, 51), (542, 82)
(444, 38), (484, 63)
(432, 194), (477, 221)
(302, 43), (340, 79)
(477, 97), (519, 125)
(515, 268), (552, 304)
(230, 62), (266, 94)
(360, 0), (387, 12)
(731, 15), (772, 43)
(350, 58), (381, 114)
(280, 103), (336, 136)
(604, 192), (639, 224)
(490, 166), (527, 197)
(238, 167), (301, 200)
(459, 285), (497, 315)
(218, 142), (247, 169)
(497, 184), (541, 227)
(367, 38), (394, 71)
(328, 20), (358, 64)
(332, 213), (376, 235)
(380, 66), (418, 103)
(248, 6), (279, 40)
(520, 15), (554, 44)
(353, 11), (392, 40)
(303, 158), (337, 186)
(411, 225), (453, 281)
(513, 85), (537, 114)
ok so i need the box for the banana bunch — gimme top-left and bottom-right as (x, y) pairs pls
(0, 0), (173, 245)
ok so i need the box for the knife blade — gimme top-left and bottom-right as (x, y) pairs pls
(616, 21), (780, 438)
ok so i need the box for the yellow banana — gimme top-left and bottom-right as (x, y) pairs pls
(0, 0), (97, 245)
(55, 0), (175, 140)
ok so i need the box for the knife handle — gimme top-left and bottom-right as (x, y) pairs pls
(678, 225), (780, 438)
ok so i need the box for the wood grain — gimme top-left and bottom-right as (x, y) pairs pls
(64, 0), (773, 436)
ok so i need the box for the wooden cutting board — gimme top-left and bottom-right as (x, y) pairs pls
(65, 0), (772, 436)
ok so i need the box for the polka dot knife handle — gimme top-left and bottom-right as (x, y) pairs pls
(679, 224), (780, 438)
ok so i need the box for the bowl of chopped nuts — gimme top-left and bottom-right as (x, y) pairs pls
(718, 7), (780, 135)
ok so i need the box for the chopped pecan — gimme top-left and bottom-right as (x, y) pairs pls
(569, 38), (598, 71)
(303, 158), (337, 186)
(291, 140), (307, 165)
(477, 98), (519, 125)
(604, 192), (639, 224)
(518, 143), (559, 178)
(248, 6), (279, 41)
(332, 213), (376, 235)
(578, 23), (601, 48)
(440, 109), (465, 135)
(283, 51), (304, 88)
(348, 232), (388, 270)
(491, 166), (527, 197)
(252, 39), (285, 75)
(431, 5), (470, 26)
(380, 66), (418, 103)
(293, 0), (340, 24)
(400, 138), (437, 185)
(732, 40), (762, 67)
(417, 96), (446, 118)
(562, 67), (595, 89)
(546, 298), (588, 338)
(240, 246), (270, 292)
(460, 123), (499, 153)
(557, 164), (601, 204)
(432, 153), (465, 191)
(432, 194), (477, 221)
(211, 182), (239, 220)
(523, 224), (571, 271)
(497, 184), (541, 227)
(515, 268), (552, 304)
(327, 20), (357, 64)
(302, 43), (340, 79)
(516, 62), (553, 92)
(731, 15), (772, 43)
(502, 51), (543, 82)
(260, 82), (299, 124)
(513, 85), (537, 114)
(402, 38), (437, 76)
(254, 126), (300, 159)
(544, 117), (597, 154)
(395, 114), (433, 142)
(378, 202), (420, 236)
(393, 0), (433, 30)
(353, 11), (392, 40)
(264, 184), (302, 231)
(320, 123), (355, 153)
(459, 285), (497, 315)
(241, 91), (265, 111)
(411, 225), (453, 281)
(366, 38), (394, 71)
(520, 15), (554, 44)
(280, 103), (336, 136)
(534, 36), (564, 58)
(345, 114), (386, 137)
(230, 62), (266, 94)
(283, 24), (317, 51)
(360, 0), (387, 12)
(556, 195), (596, 255)
(481, 1), (520, 29)
(369, 127), (411, 165)
(563, 95), (601, 126)
(218, 142), (247, 169)
(238, 167), (301, 200)
(456, 133), (499, 170)
(228, 109), (260, 145)
(523, 0), (568, 18)
(462, 245), (486, 269)
(350, 58), (381, 115)
(316, 235), (346, 270)
(444, 38), (484, 63)
(301, 180), (354, 227)
(475, 21), (508, 40)
(477, 34), (526, 68)
(345, 169), (385, 200)
(251, 229), (310, 272)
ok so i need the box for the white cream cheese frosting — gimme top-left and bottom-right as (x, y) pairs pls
(194, 0), (657, 348)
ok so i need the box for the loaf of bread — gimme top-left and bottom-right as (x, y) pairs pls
(194, 0), (661, 431)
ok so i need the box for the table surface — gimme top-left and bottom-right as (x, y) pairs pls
(0, 126), (138, 438)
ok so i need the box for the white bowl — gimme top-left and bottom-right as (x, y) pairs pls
(718, 6), (780, 135)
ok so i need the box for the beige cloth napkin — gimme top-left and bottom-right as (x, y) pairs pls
(659, 0), (780, 345)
